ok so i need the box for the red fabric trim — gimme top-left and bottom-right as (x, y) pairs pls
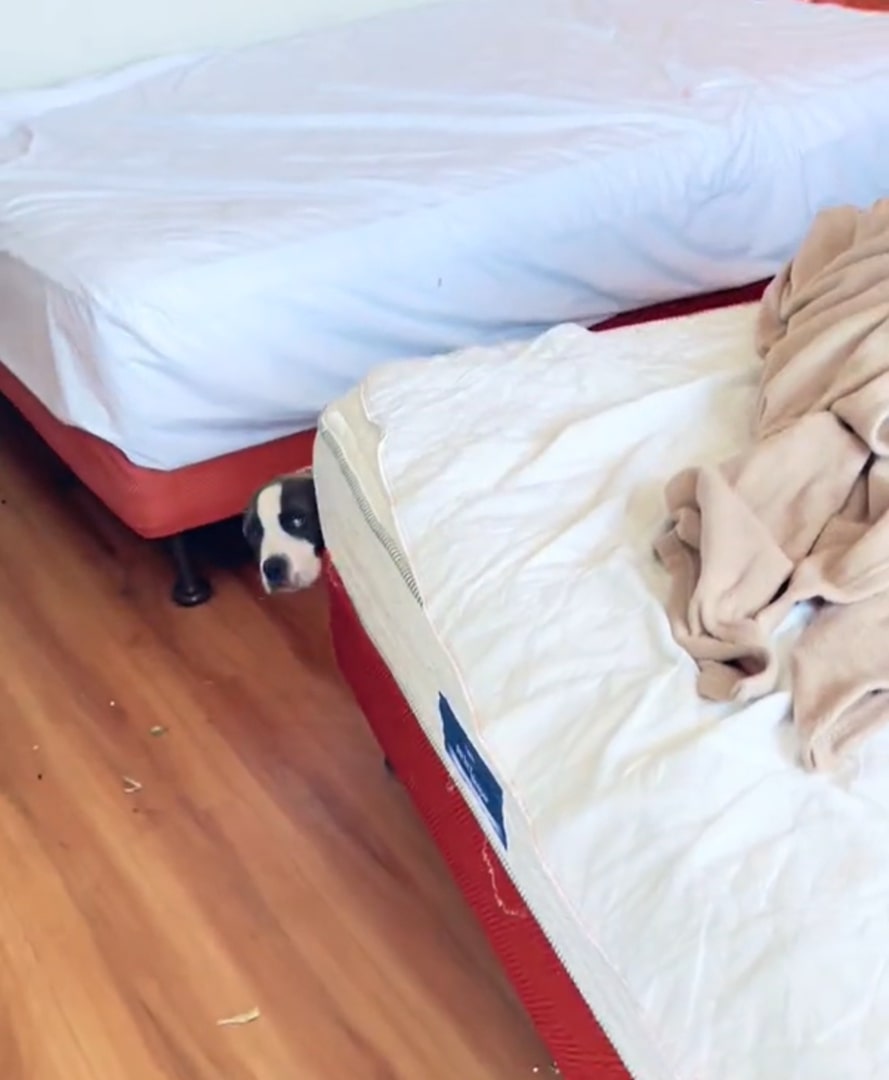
(807, 0), (888, 10)
(326, 562), (631, 1078)
(594, 280), (766, 332)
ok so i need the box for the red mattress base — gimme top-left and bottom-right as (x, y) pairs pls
(326, 562), (629, 1079)
(0, 362), (316, 539)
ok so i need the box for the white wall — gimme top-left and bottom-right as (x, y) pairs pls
(0, 0), (432, 90)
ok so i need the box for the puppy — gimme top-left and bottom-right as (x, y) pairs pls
(243, 468), (325, 593)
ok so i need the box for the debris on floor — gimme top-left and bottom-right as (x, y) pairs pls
(122, 776), (143, 794)
(216, 1006), (261, 1027)
(149, 725), (167, 738)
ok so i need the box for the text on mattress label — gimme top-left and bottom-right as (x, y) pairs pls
(439, 694), (507, 850)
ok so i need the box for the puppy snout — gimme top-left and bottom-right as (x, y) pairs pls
(261, 555), (290, 588)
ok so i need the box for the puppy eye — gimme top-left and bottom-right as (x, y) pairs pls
(285, 514), (305, 530)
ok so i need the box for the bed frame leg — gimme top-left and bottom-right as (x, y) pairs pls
(167, 533), (213, 607)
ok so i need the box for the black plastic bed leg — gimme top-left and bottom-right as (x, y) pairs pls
(167, 532), (213, 607)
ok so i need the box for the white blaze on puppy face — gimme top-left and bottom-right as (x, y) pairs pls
(256, 484), (321, 591)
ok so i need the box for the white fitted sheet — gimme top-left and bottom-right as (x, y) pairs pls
(2, 0), (889, 471)
(315, 304), (889, 1080)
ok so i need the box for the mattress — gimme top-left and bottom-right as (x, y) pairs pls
(314, 304), (889, 1080)
(3, 0), (889, 472)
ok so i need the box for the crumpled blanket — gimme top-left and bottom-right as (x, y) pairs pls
(656, 198), (889, 770)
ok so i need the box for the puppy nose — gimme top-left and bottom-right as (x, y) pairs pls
(261, 555), (289, 587)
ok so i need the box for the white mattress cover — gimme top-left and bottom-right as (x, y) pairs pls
(3, 0), (889, 471)
(315, 304), (889, 1080)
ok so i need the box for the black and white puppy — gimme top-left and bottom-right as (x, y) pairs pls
(243, 468), (325, 593)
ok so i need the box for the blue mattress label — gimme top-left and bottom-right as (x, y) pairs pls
(439, 693), (507, 850)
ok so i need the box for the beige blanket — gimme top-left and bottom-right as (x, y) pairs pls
(656, 199), (889, 770)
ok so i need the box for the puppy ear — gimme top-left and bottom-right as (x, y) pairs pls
(242, 501), (258, 540)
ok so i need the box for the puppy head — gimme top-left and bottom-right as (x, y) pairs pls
(243, 468), (324, 593)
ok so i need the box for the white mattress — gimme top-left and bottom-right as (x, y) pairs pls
(315, 304), (889, 1080)
(3, 0), (889, 472)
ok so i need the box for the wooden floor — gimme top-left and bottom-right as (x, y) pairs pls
(0, 402), (550, 1080)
